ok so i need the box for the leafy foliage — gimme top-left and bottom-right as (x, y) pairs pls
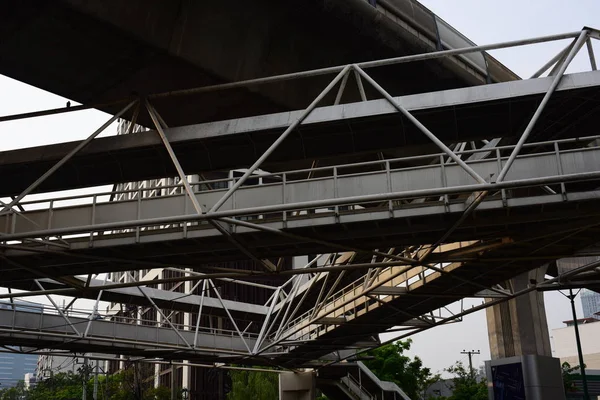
(0, 381), (26, 400)
(562, 361), (584, 394)
(4, 365), (173, 400)
(362, 339), (440, 399)
(441, 362), (487, 400)
(227, 369), (279, 400)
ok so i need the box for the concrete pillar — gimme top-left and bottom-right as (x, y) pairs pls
(486, 266), (552, 359)
(279, 371), (316, 400)
(486, 355), (566, 400)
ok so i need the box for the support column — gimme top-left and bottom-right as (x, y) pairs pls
(279, 371), (316, 400)
(486, 266), (552, 359)
(155, 280), (163, 389)
(182, 272), (191, 391)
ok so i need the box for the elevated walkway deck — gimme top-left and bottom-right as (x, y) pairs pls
(0, 307), (258, 362)
(2, 130), (600, 283)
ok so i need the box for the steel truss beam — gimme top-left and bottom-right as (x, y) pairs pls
(0, 28), (599, 371)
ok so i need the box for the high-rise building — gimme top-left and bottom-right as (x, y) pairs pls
(0, 302), (40, 387)
(581, 289), (600, 319)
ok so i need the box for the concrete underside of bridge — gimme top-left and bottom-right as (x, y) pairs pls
(0, 0), (513, 129)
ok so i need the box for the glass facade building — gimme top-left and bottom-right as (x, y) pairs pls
(581, 289), (600, 319)
(0, 302), (41, 387)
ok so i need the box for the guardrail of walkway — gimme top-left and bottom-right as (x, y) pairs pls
(2, 133), (600, 245)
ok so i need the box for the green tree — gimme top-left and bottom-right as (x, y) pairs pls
(561, 361), (584, 395)
(144, 386), (171, 400)
(24, 367), (170, 400)
(26, 372), (82, 400)
(442, 362), (487, 400)
(227, 370), (279, 400)
(362, 339), (440, 399)
(0, 381), (26, 400)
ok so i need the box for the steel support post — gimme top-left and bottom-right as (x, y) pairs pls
(208, 65), (352, 213)
(548, 39), (578, 77)
(146, 102), (273, 271)
(587, 38), (597, 71)
(207, 280), (252, 353)
(567, 289), (590, 399)
(193, 280), (207, 348)
(0, 101), (136, 213)
(137, 287), (192, 348)
(354, 70), (367, 101)
(126, 102), (141, 135)
(34, 280), (81, 336)
(275, 272), (324, 341)
(146, 102), (203, 215)
(310, 271), (347, 320)
(353, 65), (487, 184)
(273, 276), (305, 341)
(496, 30), (589, 183)
(84, 275), (108, 338)
(334, 70), (350, 105)
(254, 287), (282, 353)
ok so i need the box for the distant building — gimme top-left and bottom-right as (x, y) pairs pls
(425, 379), (453, 398)
(552, 315), (600, 370)
(24, 373), (36, 389)
(0, 351), (38, 388)
(0, 302), (41, 388)
(581, 289), (600, 319)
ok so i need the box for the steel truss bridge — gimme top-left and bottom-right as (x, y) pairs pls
(1, 26), (600, 375)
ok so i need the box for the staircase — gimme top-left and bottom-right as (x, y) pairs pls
(318, 362), (411, 400)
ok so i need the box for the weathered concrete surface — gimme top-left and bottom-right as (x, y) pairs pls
(0, 0), (515, 127)
(486, 267), (552, 359)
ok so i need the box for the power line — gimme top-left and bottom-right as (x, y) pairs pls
(460, 349), (480, 376)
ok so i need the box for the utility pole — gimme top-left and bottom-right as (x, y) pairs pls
(82, 357), (88, 400)
(170, 363), (177, 400)
(460, 350), (480, 377)
(567, 289), (590, 400)
(93, 363), (99, 400)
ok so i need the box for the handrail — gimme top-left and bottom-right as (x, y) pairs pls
(6, 133), (600, 212)
(0, 306), (259, 340)
(276, 265), (421, 341)
(343, 372), (375, 400)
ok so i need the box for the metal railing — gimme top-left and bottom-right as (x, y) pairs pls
(2, 133), (600, 245)
(0, 305), (260, 350)
(274, 261), (451, 345)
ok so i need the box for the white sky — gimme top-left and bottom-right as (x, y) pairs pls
(0, 0), (599, 377)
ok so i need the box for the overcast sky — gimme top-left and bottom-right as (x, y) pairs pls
(0, 0), (599, 378)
